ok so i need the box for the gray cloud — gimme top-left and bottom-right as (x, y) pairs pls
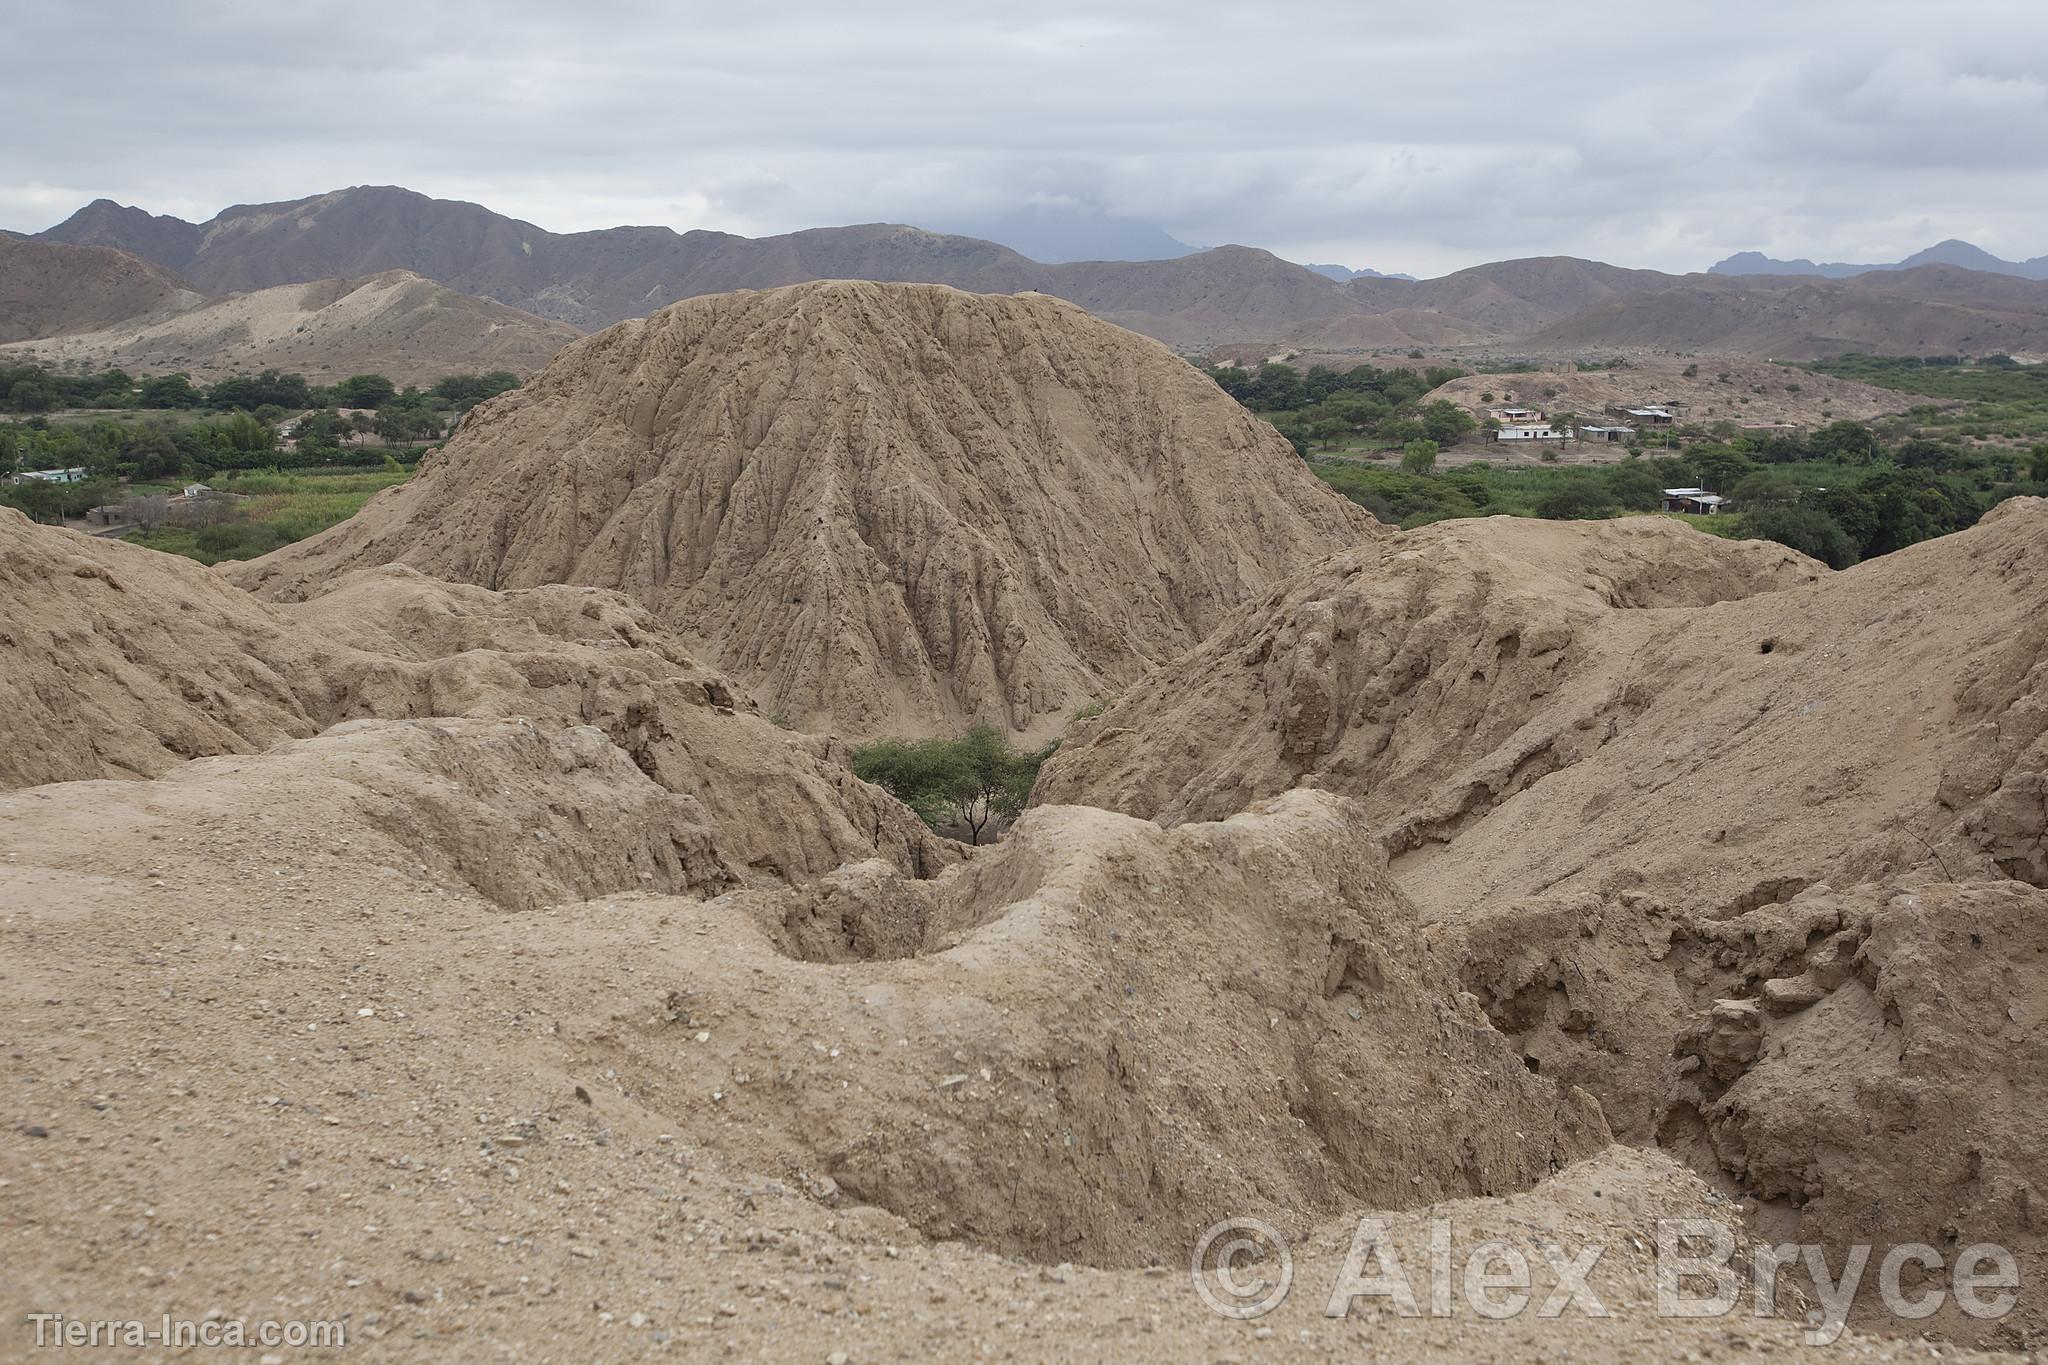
(6, 0), (2048, 275)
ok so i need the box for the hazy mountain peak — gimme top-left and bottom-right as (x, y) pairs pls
(1711, 240), (2048, 281)
(1303, 262), (1415, 282)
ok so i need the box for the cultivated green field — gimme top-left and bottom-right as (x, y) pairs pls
(130, 468), (409, 565)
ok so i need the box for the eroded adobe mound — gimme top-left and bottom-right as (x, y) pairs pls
(226, 281), (1376, 740)
(1036, 504), (2048, 918)
(548, 790), (1609, 1264)
(0, 510), (949, 883)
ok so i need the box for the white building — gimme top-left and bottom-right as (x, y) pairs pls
(13, 467), (88, 485)
(1494, 422), (1570, 442)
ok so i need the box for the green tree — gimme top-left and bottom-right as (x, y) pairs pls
(1895, 438), (1964, 472)
(1740, 504), (1858, 569)
(139, 373), (201, 408)
(1534, 484), (1608, 520)
(1400, 439), (1439, 475)
(1731, 470), (1802, 508)
(1601, 463), (1665, 511)
(1691, 446), (1758, 493)
(429, 371), (521, 412)
(331, 374), (398, 409)
(1418, 399), (1476, 446)
(1810, 420), (1879, 463)
(851, 727), (1053, 845)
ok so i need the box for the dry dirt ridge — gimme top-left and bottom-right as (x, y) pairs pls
(1040, 502), (2048, 1350)
(1, 505), (2019, 1360)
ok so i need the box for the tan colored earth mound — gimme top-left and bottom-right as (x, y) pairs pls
(226, 280), (1377, 740)
(0, 509), (948, 883)
(1038, 499), (2048, 1344)
(613, 789), (1606, 1266)
(1037, 504), (2048, 910)
(0, 736), (1849, 1358)
(1033, 513), (1824, 834)
(8, 486), (2046, 1353)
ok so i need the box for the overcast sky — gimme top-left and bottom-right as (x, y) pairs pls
(6, 0), (2047, 277)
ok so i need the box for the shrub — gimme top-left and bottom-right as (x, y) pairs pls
(851, 727), (1054, 845)
(1739, 504), (1859, 569)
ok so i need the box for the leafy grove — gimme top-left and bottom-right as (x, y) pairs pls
(0, 362), (520, 527)
(1212, 357), (2048, 570)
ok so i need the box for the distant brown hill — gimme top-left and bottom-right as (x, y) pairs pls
(0, 236), (202, 344)
(0, 257), (580, 384)
(37, 187), (1363, 348)
(1523, 264), (2048, 359)
(34, 187), (2048, 359)
(1343, 256), (1700, 334)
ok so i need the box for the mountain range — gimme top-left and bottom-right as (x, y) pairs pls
(1304, 263), (1416, 283)
(1710, 238), (2048, 281)
(13, 186), (2048, 365)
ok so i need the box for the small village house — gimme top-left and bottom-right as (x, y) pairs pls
(1660, 487), (1727, 514)
(1577, 424), (1635, 443)
(12, 466), (89, 485)
(1493, 421), (1570, 443)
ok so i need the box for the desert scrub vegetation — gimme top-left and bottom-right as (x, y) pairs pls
(852, 726), (1058, 845)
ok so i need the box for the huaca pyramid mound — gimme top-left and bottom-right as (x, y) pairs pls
(228, 281), (1375, 739)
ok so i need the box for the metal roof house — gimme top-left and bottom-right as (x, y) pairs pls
(1660, 487), (1727, 514)
(1609, 405), (1675, 425)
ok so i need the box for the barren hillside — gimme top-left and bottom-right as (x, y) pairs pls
(228, 281), (1376, 739)
(0, 268), (579, 383)
(1346, 256), (1697, 334)
(1524, 267), (2048, 359)
(1424, 356), (1919, 427)
(0, 236), (202, 343)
